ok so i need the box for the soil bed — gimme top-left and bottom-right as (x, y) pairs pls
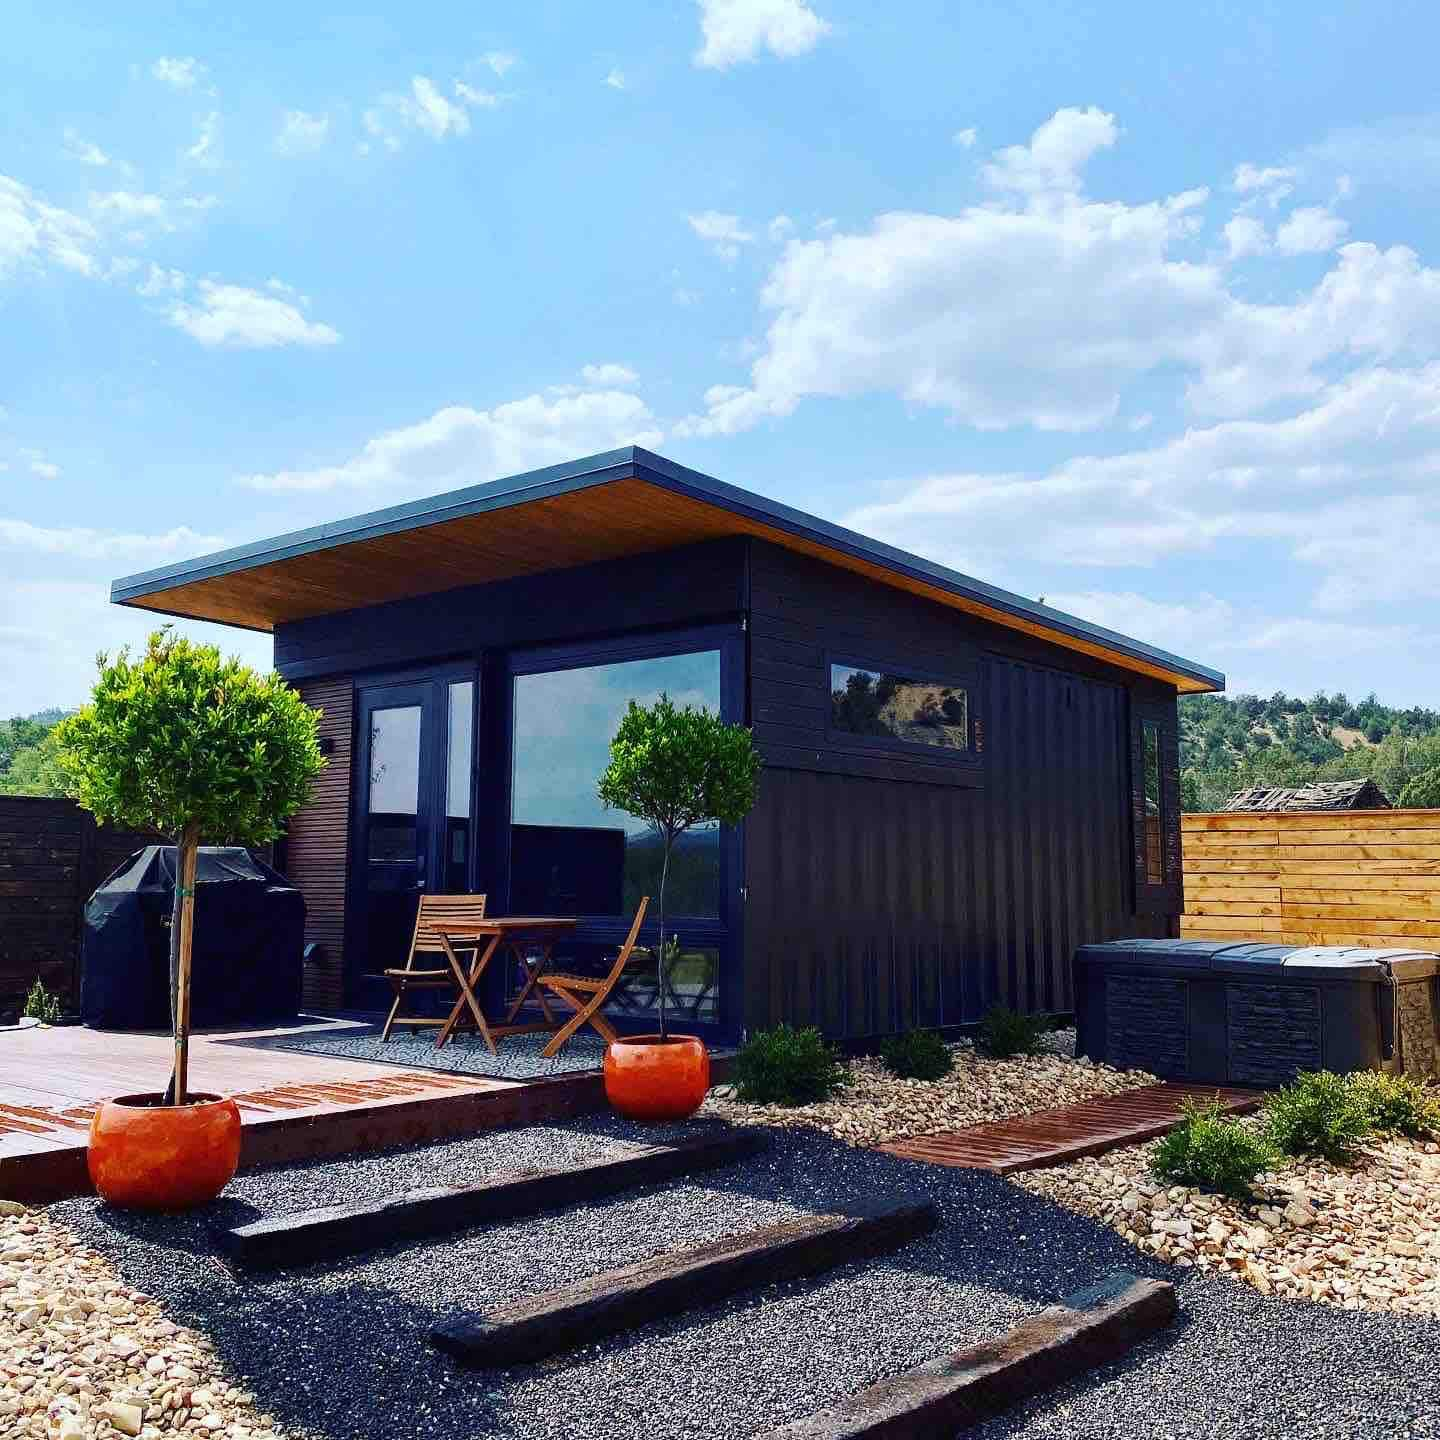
(703, 1031), (1155, 1146)
(1017, 1124), (1440, 1316)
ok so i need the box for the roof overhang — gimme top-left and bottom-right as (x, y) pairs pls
(111, 446), (1225, 694)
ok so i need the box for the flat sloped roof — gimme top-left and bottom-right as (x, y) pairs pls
(111, 446), (1224, 693)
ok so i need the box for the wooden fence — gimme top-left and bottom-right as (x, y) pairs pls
(1182, 808), (1440, 950)
(0, 797), (159, 1017)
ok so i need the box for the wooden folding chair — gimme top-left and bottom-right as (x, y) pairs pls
(380, 893), (489, 1042)
(537, 897), (649, 1058)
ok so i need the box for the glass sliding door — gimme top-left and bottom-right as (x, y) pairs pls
(505, 630), (740, 1033)
(349, 668), (478, 1004)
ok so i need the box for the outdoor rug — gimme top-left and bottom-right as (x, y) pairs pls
(222, 1023), (609, 1079)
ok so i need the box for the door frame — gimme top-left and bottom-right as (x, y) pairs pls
(345, 662), (478, 1006)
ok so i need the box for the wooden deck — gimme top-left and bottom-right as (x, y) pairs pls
(0, 1018), (625, 1204)
(877, 1082), (1262, 1174)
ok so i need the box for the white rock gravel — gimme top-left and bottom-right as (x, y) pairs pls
(42, 1116), (1440, 1440)
(703, 1033), (1156, 1146)
(0, 1204), (289, 1439)
(1017, 1125), (1440, 1317)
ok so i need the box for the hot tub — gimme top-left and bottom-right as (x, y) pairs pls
(1073, 938), (1439, 1087)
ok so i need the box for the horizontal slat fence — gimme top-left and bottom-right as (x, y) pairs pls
(0, 797), (160, 1017)
(1182, 809), (1440, 950)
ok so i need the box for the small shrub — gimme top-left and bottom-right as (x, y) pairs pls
(1265, 1070), (1374, 1163)
(1350, 1071), (1440, 1138)
(880, 1029), (954, 1081)
(22, 977), (62, 1025)
(1150, 1099), (1276, 1198)
(976, 1006), (1050, 1058)
(732, 1024), (845, 1107)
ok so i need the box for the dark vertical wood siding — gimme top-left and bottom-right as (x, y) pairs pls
(0, 798), (158, 1014)
(288, 678), (353, 1011)
(742, 542), (1177, 1039)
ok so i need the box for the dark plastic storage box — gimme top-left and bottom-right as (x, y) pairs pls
(1074, 938), (1439, 1086)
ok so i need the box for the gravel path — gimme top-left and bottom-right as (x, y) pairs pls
(48, 1117), (1440, 1440)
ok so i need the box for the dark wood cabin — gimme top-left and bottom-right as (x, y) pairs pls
(110, 447), (1224, 1045)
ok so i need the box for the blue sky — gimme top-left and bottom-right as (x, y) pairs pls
(5, 0), (1440, 713)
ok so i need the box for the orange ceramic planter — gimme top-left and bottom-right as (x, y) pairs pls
(87, 1093), (242, 1211)
(604, 1035), (710, 1122)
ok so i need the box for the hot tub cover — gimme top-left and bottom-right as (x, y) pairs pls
(81, 846), (305, 1030)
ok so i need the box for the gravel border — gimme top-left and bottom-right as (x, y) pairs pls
(48, 1118), (1440, 1440)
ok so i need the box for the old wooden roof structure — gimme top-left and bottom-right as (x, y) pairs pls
(1223, 778), (1392, 812)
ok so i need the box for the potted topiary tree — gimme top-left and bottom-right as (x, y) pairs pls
(597, 693), (760, 1121)
(56, 629), (323, 1210)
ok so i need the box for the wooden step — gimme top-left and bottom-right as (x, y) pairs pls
(217, 1129), (766, 1269)
(878, 1083), (1261, 1174)
(430, 1201), (939, 1368)
(759, 1271), (1177, 1438)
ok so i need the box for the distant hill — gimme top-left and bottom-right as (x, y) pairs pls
(1180, 692), (1440, 812)
(0, 708), (72, 796)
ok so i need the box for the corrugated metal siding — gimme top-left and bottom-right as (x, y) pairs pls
(288, 677), (352, 1010)
(744, 657), (1170, 1039)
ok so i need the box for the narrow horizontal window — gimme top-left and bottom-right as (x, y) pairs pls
(830, 663), (970, 751)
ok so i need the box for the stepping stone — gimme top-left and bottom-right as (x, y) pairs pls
(217, 1128), (765, 1269)
(431, 1200), (938, 1368)
(758, 1270), (1177, 1438)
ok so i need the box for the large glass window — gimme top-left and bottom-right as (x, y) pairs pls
(830, 663), (970, 751)
(444, 681), (474, 892)
(510, 650), (722, 917)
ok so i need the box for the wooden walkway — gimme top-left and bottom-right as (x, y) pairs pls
(877, 1082), (1262, 1174)
(0, 1020), (617, 1204)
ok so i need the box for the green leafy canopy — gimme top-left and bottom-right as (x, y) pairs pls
(597, 693), (761, 841)
(55, 628), (325, 844)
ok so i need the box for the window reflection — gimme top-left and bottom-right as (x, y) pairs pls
(510, 651), (722, 916)
(830, 664), (969, 750)
(1143, 721), (1165, 884)
(445, 682), (473, 892)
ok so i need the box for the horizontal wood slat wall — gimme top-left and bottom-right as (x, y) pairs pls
(0, 797), (160, 1014)
(287, 678), (353, 1010)
(1182, 809), (1440, 949)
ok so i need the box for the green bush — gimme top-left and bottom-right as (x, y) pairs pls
(732, 1024), (845, 1107)
(1349, 1071), (1440, 1138)
(1150, 1099), (1276, 1198)
(976, 1006), (1050, 1058)
(880, 1029), (954, 1081)
(1265, 1070), (1374, 1163)
(22, 977), (62, 1025)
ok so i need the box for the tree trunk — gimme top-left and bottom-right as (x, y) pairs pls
(170, 821), (201, 1106)
(657, 834), (672, 1042)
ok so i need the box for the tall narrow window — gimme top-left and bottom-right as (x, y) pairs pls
(444, 681), (474, 892)
(1143, 720), (1165, 884)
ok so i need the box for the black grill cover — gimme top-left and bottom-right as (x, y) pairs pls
(81, 846), (305, 1030)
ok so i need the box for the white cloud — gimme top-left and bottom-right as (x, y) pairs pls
(366, 75), (497, 147)
(88, 189), (167, 222)
(767, 214), (795, 242)
(0, 517), (223, 562)
(482, 51), (517, 77)
(238, 388), (663, 497)
(62, 129), (110, 167)
(605, 68), (627, 90)
(167, 280), (340, 349)
(151, 56), (207, 92)
(1234, 162), (1297, 193)
(680, 109), (1440, 438)
(136, 263), (187, 297)
(1127, 412), (1154, 432)
(1224, 214), (1269, 259)
(0, 175), (97, 278)
(29, 459), (59, 480)
(953, 127), (978, 149)
(180, 194), (218, 212)
(275, 109), (331, 155)
(1275, 205), (1349, 255)
(580, 362), (639, 386)
(687, 210), (754, 262)
(982, 106), (1118, 196)
(694, 0), (830, 69)
(185, 111), (221, 167)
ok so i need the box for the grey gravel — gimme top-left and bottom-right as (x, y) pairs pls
(221, 1024), (610, 1078)
(50, 1118), (1440, 1440)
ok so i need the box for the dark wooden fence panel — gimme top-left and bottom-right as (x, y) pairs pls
(0, 797), (159, 1017)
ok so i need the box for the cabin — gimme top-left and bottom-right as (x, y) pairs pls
(110, 447), (1224, 1045)
(1224, 778), (1392, 813)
